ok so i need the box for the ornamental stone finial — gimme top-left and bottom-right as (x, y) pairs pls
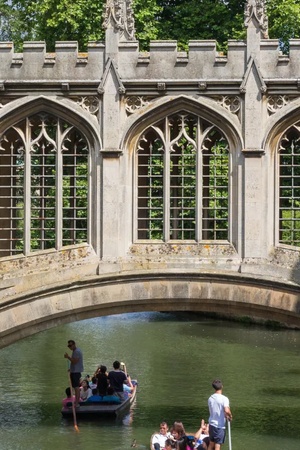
(244, 0), (269, 39)
(103, 0), (136, 41)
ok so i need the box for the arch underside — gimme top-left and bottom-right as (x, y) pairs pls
(1, 274), (299, 348)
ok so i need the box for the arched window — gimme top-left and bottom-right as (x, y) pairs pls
(136, 112), (230, 242)
(278, 125), (300, 247)
(0, 112), (89, 256)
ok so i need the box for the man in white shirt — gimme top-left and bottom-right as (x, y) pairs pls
(152, 421), (171, 450)
(208, 379), (232, 450)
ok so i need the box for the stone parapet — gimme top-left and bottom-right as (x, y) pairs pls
(0, 41), (105, 81)
(0, 245), (299, 303)
(0, 245), (99, 299)
(2, 38), (300, 84)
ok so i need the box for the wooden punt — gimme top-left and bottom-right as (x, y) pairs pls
(61, 383), (137, 419)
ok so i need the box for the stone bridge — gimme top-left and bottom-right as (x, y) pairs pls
(1, 258), (300, 349)
(0, 0), (300, 347)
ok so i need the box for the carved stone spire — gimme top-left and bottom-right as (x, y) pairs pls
(244, 0), (269, 39)
(103, 0), (136, 41)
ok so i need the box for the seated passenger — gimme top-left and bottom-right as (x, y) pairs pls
(164, 439), (176, 450)
(123, 375), (135, 398)
(176, 438), (190, 450)
(80, 379), (92, 401)
(96, 365), (109, 396)
(171, 422), (194, 450)
(87, 388), (103, 402)
(171, 422), (186, 441)
(152, 421), (172, 450)
(108, 360), (129, 400)
(194, 420), (210, 449)
(101, 386), (121, 403)
(62, 387), (75, 407)
(89, 376), (98, 390)
(196, 438), (209, 450)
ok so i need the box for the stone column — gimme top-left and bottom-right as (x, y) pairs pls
(100, 1), (136, 259)
(242, 0), (268, 259)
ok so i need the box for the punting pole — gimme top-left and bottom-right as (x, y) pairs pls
(227, 420), (232, 450)
(68, 368), (79, 432)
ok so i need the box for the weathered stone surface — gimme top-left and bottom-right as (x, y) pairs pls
(0, 272), (299, 349)
(0, 1), (299, 345)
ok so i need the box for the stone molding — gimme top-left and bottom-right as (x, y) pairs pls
(71, 96), (100, 115)
(240, 56), (267, 94)
(124, 95), (154, 114)
(244, 0), (269, 38)
(103, 0), (135, 41)
(267, 95), (293, 115)
(98, 57), (126, 94)
(214, 95), (241, 115)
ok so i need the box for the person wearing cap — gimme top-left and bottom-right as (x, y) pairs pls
(207, 379), (232, 450)
(64, 339), (84, 408)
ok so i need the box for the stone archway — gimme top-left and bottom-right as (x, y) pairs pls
(0, 96), (102, 257)
(120, 94), (244, 256)
(1, 271), (299, 349)
(121, 95), (243, 155)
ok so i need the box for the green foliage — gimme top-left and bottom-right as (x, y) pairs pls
(280, 209), (300, 245)
(1, 0), (100, 50)
(279, 138), (300, 246)
(138, 119), (229, 241)
(11, 118), (89, 253)
(146, 138), (164, 240)
(156, 0), (245, 51)
(1, 0), (300, 53)
(133, 0), (162, 49)
(170, 139), (196, 240)
(267, 0), (300, 52)
(212, 144), (229, 233)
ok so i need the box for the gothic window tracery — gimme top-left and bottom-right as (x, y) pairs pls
(136, 112), (229, 242)
(0, 112), (89, 256)
(278, 125), (300, 247)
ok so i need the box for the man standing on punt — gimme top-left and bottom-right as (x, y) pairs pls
(208, 379), (232, 450)
(64, 339), (84, 408)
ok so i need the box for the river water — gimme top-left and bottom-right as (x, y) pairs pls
(0, 312), (299, 450)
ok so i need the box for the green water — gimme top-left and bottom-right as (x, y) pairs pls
(0, 312), (299, 449)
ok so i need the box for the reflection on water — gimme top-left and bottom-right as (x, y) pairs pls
(0, 312), (299, 450)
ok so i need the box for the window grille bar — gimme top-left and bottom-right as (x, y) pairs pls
(279, 139), (300, 246)
(0, 113), (89, 256)
(137, 114), (229, 242)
